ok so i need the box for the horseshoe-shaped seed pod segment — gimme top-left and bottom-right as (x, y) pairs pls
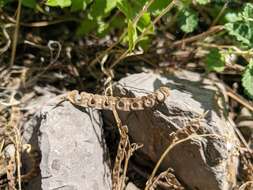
(68, 90), (80, 104)
(80, 92), (90, 107)
(130, 99), (144, 110)
(143, 95), (156, 108)
(116, 98), (130, 111)
(155, 90), (166, 102)
(87, 94), (96, 107)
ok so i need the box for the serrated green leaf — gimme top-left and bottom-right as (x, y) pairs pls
(128, 20), (137, 51)
(242, 59), (253, 99)
(224, 3), (253, 47)
(225, 22), (253, 46)
(178, 9), (198, 33)
(204, 48), (225, 72)
(241, 3), (253, 18)
(195, 0), (210, 5)
(46, 0), (71, 8)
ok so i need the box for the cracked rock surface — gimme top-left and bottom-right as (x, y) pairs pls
(23, 100), (112, 190)
(103, 71), (239, 190)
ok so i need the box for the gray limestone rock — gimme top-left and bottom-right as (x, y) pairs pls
(23, 99), (112, 190)
(103, 71), (239, 190)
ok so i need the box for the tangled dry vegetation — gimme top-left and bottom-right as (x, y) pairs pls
(0, 1), (253, 190)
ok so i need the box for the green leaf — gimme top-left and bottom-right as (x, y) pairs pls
(89, 0), (117, 19)
(117, 0), (152, 32)
(117, 0), (153, 48)
(77, 0), (118, 36)
(97, 20), (109, 36)
(71, 0), (92, 12)
(204, 48), (225, 72)
(148, 0), (172, 16)
(117, 0), (135, 20)
(242, 59), (253, 99)
(225, 13), (242, 22)
(241, 3), (253, 18)
(136, 12), (152, 31)
(195, 0), (210, 5)
(225, 23), (253, 46)
(138, 36), (151, 51)
(0, 0), (8, 7)
(178, 9), (198, 33)
(128, 20), (137, 51)
(46, 0), (71, 8)
(22, 0), (36, 8)
(224, 3), (253, 47)
(76, 18), (97, 36)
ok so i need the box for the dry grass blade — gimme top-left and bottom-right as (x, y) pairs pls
(148, 168), (184, 190)
(0, 25), (11, 55)
(172, 25), (224, 47)
(10, 0), (22, 67)
(226, 86), (253, 112)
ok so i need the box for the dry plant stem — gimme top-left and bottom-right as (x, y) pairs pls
(138, 0), (176, 42)
(9, 18), (80, 27)
(10, 106), (22, 190)
(211, 2), (228, 27)
(133, 0), (155, 25)
(172, 25), (224, 47)
(122, 144), (143, 190)
(25, 41), (62, 87)
(89, 35), (125, 67)
(197, 42), (253, 56)
(110, 49), (129, 69)
(10, 0), (22, 67)
(226, 86), (253, 112)
(145, 134), (224, 190)
(239, 181), (253, 190)
(0, 25), (11, 55)
(14, 129), (22, 190)
(111, 106), (129, 190)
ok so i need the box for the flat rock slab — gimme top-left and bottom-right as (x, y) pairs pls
(103, 71), (239, 190)
(23, 100), (112, 190)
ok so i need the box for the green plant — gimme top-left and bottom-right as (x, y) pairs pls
(1, 0), (253, 99)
